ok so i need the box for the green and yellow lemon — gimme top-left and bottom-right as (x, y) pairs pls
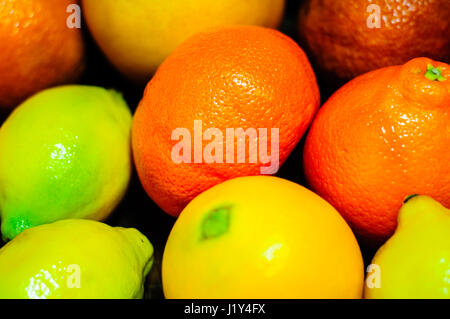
(0, 219), (153, 299)
(0, 85), (132, 240)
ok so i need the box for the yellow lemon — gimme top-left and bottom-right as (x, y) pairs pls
(82, 0), (285, 83)
(365, 195), (450, 299)
(0, 219), (153, 299)
(162, 176), (364, 298)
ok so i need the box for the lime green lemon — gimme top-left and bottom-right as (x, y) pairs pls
(0, 85), (132, 240)
(365, 195), (450, 298)
(0, 219), (153, 299)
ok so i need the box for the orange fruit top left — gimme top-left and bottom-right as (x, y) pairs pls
(132, 26), (320, 217)
(0, 0), (84, 109)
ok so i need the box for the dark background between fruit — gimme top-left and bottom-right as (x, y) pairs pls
(0, 0), (377, 298)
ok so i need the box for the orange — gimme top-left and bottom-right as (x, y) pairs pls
(298, 0), (450, 81)
(162, 176), (364, 299)
(303, 57), (450, 247)
(0, 0), (84, 109)
(132, 26), (320, 216)
(82, 0), (285, 83)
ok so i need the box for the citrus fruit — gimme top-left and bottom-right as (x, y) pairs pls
(0, 85), (132, 240)
(162, 176), (364, 299)
(0, 219), (153, 299)
(82, 0), (285, 83)
(132, 26), (320, 216)
(298, 0), (450, 80)
(0, 0), (85, 109)
(365, 195), (450, 299)
(303, 57), (450, 246)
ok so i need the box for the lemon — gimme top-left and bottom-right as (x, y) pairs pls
(0, 85), (132, 240)
(162, 176), (364, 298)
(365, 195), (450, 299)
(0, 219), (153, 299)
(82, 0), (285, 83)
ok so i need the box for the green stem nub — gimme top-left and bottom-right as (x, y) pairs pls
(403, 194), (419, 204)
(200, 205), (232, 240)
(424, 64), (446, 82)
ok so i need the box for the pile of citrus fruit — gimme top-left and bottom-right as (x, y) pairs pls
(0, 0), (448, 299)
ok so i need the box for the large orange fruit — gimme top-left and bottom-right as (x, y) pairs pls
(303, 57), (450, 246)
(298, 0), (450, 81)
(0, 0), (84, 109)
(132, 26), (320, 216)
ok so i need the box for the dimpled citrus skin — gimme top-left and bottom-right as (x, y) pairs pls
(81, 0), (285, 83)
(0, 0), (84, 109)
(365, 196), (450, 299)
(162, 176), (364, 299)
(298, 0), (450, 80)
(0, 219), (154, 299)
(132, 26), (320, 216)
(303, 57), (450, 246)
(0, 85), (132, 240)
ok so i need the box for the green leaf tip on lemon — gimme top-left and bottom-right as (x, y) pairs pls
(424, 64), (446, 81)
(0, 219), (154, 299)
(365, 195), (450, 299)
(0, 85), (133, 240)
(200, 205), (232, 240)
(403, 194), (419, 203)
